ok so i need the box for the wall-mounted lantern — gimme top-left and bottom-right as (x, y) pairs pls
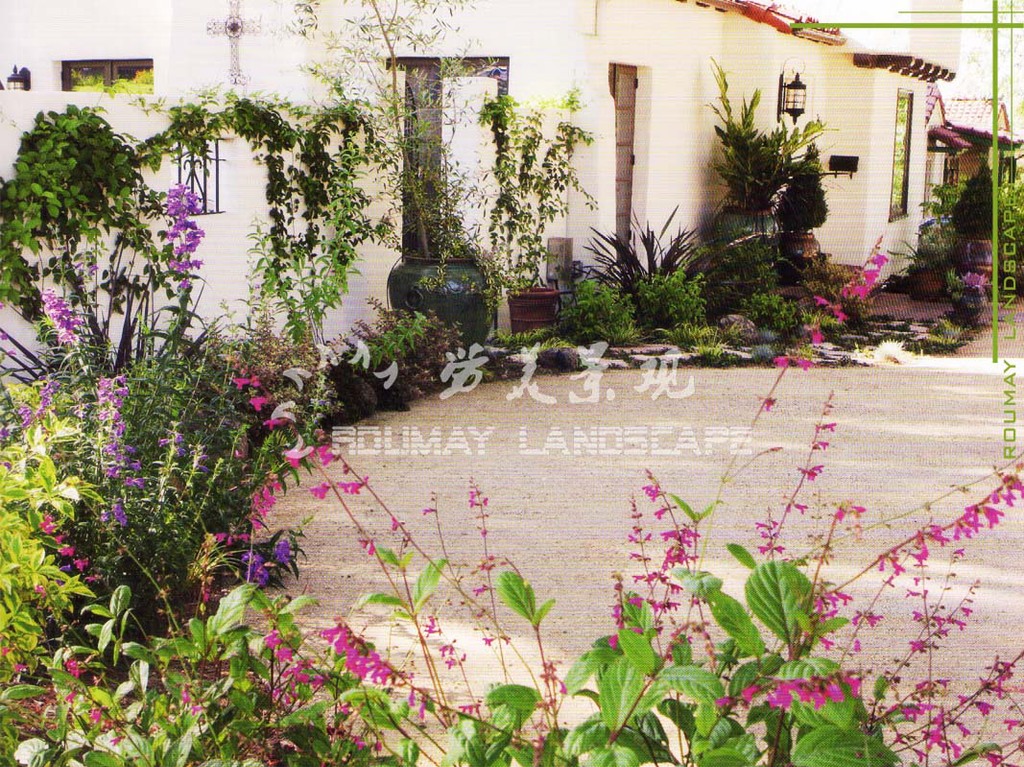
(6, 66), (31, 91)
(777, 60), (806, 124)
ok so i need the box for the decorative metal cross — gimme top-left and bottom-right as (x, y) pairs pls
(207, 0), (261, 86)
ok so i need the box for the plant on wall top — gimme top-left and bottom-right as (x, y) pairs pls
(710, 60), (824, 214)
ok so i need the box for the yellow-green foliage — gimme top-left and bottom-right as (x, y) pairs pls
(0, 412), (95, 682)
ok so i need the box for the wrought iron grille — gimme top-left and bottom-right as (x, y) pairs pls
(176, 140), (223, 215)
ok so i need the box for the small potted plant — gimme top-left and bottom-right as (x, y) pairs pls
(708, 60), (824, 245)
(904, 242), (953, 300)
(946, 270), (988, 325)
(775, 143), (828, 285)
(480, 93), (594, 332)
(951, 164), (993, 278)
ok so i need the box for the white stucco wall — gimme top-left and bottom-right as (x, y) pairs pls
(0, 0), (959, 344)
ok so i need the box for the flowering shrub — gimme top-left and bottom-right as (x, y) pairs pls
(0, 187), (302, 632)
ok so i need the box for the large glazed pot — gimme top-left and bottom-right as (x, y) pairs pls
(711, 209), (779, 246)
(387, 257), (491, 347)
(508, 287), (560, 334)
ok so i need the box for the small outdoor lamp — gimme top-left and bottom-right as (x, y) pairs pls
(777, 61), (806, 124)
(6, 66), (30, 91)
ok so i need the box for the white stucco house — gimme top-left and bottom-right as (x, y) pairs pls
(0, 0), (964, 338)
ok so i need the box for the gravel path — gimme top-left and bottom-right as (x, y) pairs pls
(271, 362), (1023, 705)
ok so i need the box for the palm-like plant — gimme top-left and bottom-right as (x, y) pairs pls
(709, 60), (824, 213)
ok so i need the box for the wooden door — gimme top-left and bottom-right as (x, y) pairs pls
(611, 64), (637, 242)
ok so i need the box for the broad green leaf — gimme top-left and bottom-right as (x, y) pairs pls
(0, 684), (46, 701)
(744, 561), (812, 645)
(378, 547), (400, 567)
(83, 753), (122, 767)
(657, 698), (696, 737)
(598, 657), (646, 731)
(495, 571), (536, 624)
(617, 629), (658, 676)
(208, 584), (255, 636)
(110, 584), (131, 617)
(699, 747), (753, 767)
(658, 665), (725, 705)
(588, 744), (641, 767)
(412, 559), (446, 612)
(279, 701), (330, 726)
(401, 739), (421, 767)
(354, 592), (405, 610)
(791, 727), (898, 767)
(726, 544), (757, 570)
(776, 657), (840, 679)
(708, 592), (765, 657)
(486, 684), (541, 720)
(565, 714), (611, 756)
(675, 570), (723, 599)
(566, 646), (619, 695)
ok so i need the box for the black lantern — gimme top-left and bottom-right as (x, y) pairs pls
(778, 69), (806, 124)
(6, 66), (30, 91)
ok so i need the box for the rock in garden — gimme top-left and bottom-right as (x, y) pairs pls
(537, 347), (581, 372)
(718, 315), (759, 344)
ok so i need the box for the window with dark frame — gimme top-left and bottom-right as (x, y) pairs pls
(61, 59), (154, 93)
(889, 89), (914, 221)
(176, 141), (224, 215)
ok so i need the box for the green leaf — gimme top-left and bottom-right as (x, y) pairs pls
(657, 699), (696, 737)
(873, 675), (889, 701)
(598, 657), (646, 731)
(699, 747), (754, 767)
(208, 584), (255, 636)
(726, 544), (757, 569)
(401, 739), (421, 767)
(84, 753), (122, 767)
(952, 743), (1002, 766)
(676, 570), (723, 599)
(669, 494), (700, 523)
(354, 592), (405, 610)
(588, 744), (641, 767)
(777, 657), (840, 679)
(534, 598), (556, 625)
(565, 646), (619, 695)
(0, 684), (46, 701)
(110, 584), (131, 617)
(617, 629), (659, 676)
(744, 561), (812, 645)
(708, 592), (765, 657)
(791, 727), (898, 767)
(658, 665), (725, 706)
(412, 559), (446, 612)
(486, 684), (541, 719)
(565, 714), (611, 756)
(495, 570), (536, 624)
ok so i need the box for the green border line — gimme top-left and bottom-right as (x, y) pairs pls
(993, 0), (1001, 354)
(794, 5), (1015, 360)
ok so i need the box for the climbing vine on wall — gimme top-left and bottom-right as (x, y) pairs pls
(0, 92), (386, 351)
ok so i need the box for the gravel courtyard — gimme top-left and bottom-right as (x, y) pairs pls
(272, 360), (1024, 704)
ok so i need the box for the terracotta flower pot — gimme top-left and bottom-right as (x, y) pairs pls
(907, 268), (945, 301)
(508, 287), (560, 334)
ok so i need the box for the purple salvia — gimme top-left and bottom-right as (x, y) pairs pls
(41, 289), (83, 346)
